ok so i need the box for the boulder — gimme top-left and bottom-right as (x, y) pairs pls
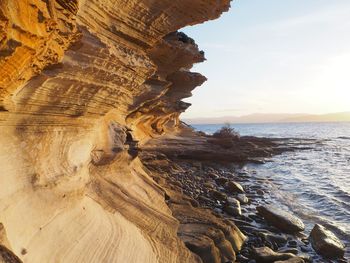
(236, 194), (249, 204)
(256, 205), (304, 233)
(309, 224), (345, 259)
(227, 197), (240, 207)
(223, 206), (242, 216)
(225, 181), (245, 194)
(224, 198), (241, 216)
(252, 247), (295, 262)
(184, 236), (221, 263)
(211, 190), (228, 201)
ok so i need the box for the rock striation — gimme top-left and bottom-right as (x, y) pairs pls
(0, 0), (233, 262)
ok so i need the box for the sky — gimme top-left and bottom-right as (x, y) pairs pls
(181, 0), (350, 119)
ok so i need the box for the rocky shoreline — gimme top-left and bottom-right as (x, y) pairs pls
(141, 130), (347, 263)
(1, 1), (347, 262)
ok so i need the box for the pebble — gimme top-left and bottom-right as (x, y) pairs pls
(256, 189), (265, 195)
(208, 172), (220, 179)
(203, 182), (215, 189)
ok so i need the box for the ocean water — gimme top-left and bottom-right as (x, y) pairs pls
(192, 122), (350, 258)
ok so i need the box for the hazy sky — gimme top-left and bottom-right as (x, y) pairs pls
(181, 0), (350, 119)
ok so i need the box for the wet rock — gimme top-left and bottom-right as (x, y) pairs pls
(258, 232), (287, 246)
(247, 214), (262, 221)
(227, 197), (240, 206)
(224, 198), (241, 216)
(236, 194), (249, 204)
(252, 247), (295, 262)
(300, 245), (309, 253)
(278, 248), (298, 255)
(309, 224), (345, 259)
(256, 206), (305, 233)
(225, 181), (245, 194)
(236, 254), (250, 263)
(298, 254), (311, 262)
(224, 204), (241, 217)
(211, 190), (228, 201)
(215, 177), (228, 185)
(256, 189), (264, 195)
(301, 238), (309, 245)
(287, 240), (298, 248)
(274, 257), (305, 263)
(198, 195), (212, 204)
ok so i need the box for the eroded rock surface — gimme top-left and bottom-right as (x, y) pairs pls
(0, 0), (233, 262)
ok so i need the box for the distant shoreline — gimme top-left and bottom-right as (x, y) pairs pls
(185, 120), (350, 125)
(183, 112), (350, 125)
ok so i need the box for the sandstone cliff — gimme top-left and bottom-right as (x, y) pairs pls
(0, 1), (240, 262)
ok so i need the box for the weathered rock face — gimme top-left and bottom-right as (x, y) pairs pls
(0, 0), (231, 262)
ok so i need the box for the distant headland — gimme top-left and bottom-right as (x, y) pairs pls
(183, 111), (350, 124)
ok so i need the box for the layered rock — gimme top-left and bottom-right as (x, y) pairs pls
(0, 0), (232, 262)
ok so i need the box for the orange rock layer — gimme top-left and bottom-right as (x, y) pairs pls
(0, 1), (235, 262)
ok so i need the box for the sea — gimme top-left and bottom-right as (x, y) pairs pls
(192, 122), (350, 259)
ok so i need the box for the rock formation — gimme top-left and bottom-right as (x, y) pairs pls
(0, 0), (238, 262)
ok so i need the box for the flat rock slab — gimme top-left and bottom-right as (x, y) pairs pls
(257, 205), (305, 233)
(252, 247), (295, 263)
(275, 257), (305, 263)
(310, 224), (345, 259)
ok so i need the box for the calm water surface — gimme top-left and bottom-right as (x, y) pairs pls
(192, 122), (350, 258)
